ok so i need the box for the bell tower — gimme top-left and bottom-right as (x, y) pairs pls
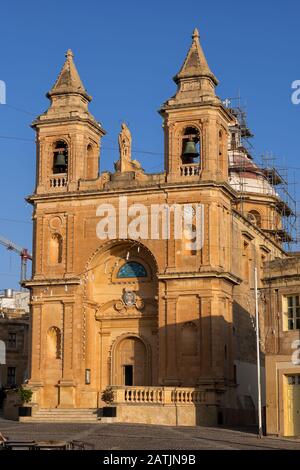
(160, 29), (231, 183)
(32, 49), (106, 194)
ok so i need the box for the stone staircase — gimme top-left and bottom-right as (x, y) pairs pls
(20, 408), (107, 423)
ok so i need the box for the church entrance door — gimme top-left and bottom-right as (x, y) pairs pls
(113, 336), (148, 386)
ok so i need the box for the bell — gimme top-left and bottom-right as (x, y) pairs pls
(54, 152), (67, 171)
(182, 139), (199, 160)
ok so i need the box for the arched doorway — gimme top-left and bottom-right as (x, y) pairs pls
(85, 239), (158, 389)
(112, 335), (150, 386)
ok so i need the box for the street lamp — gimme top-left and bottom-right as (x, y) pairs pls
(254, 267), (263, 438)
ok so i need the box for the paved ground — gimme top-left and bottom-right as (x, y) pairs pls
(0, 418), (300, 450)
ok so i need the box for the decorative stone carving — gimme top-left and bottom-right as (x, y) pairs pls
(114, 289), (145, 314)
(122, 290), (136, 307)
(114, 123), (142, 173)
(119, 123), (132, 161)
(49, 216), (62, 231)
(101, 171), (110, 186)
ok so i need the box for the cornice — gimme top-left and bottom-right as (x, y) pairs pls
(27, 179), (236, 204)
(157, 271), (241, 285)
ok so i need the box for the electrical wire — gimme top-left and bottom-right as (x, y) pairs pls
(4, 104), (36, 117)
(0, 217), (32, 225)
(0, 134), (300, 176)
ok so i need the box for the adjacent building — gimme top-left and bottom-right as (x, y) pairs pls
(0, 290), (30, 393)
(263, 257), (300, 437)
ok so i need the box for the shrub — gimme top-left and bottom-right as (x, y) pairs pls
(101, 387), (114, 404)
(18, 386), (33, 404)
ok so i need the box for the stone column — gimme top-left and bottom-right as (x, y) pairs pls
(28, 302), (43, 385)
(198, 296), (212, 379)
(210, 295), (223, 378)
(201, 204), (210, 266)
(66, 214), (75, 275)
(58, 301), (75, 408)
(33, 216), (44, 277)
(68, 133), (77, 192)
(99, 328), (111, 389)
(209, 201), (220, 267)
(27, 301), (44, 408)
(159, 293), (179, 386)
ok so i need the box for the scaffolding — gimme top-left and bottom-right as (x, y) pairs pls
(260, 153), (298, 250)
(224, 97), (298, 251)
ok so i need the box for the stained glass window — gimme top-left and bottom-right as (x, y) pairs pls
(117, 262), (147, 278)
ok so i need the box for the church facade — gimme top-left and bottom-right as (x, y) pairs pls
(25, 29), (288, 426)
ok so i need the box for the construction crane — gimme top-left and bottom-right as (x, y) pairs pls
(0, 235), (32, 285)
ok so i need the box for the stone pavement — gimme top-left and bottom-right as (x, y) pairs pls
(0, 418), (300, 450)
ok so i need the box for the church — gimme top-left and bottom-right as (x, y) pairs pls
(23, 29), (289, 426)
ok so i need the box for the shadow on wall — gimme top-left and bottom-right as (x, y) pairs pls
(16, 288), (263, 428)
(127, 301), (265, 427)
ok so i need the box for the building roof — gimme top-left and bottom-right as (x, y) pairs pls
(47, 49), (91, 102)
(174, 28), (218, 86)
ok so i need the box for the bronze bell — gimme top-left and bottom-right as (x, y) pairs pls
(54, 152), (67, 172)
(182, 138), (199, 161)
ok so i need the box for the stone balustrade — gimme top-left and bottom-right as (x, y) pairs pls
(125, 387), (163, 404)
(49, 175), (67, 189)
(180, 164), (200, 177)
(110, 386), (206, 405)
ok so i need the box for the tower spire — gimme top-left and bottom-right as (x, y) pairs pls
(174, 28), (218, 86)
(192, 27), (199, 40)
(47, 49), (91, 101)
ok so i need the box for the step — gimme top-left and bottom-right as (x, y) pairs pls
(34, 414), (98, 418)
(37, 409), (96, 413)
(20, 415), (117, 423)
(35, 410), (97, 415)
(20, 417), (101, 423)
(35, 411), (98, 415)
(19, 407), (118, 423)
(33, 417), (98, 420)
(19, 417), (100, 424)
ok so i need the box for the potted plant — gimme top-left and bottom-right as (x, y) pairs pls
(100, 387), (117, 417)
(18, 386), (33, 417)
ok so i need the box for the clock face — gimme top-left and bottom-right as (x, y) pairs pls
(122, 290), (136, 307)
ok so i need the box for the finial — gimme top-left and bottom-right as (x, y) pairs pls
(65, 49), (74, 60)
(192, 28), (199, 40)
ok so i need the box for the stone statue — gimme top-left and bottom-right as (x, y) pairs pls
(119, 123), (132, 164)
(114, 123), (142, 173)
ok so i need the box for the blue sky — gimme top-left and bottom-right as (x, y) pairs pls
(0, 0), (299, 288)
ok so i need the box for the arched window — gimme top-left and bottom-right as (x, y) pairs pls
(219, 130), (224, 157)
(181, 127), (200, 165)
(49, 233), (63, 264)
(47, 326), (61, 359)
(242, 240), (250, 281)
(117, 262), (147, 279)
(53, 141), (68, 174)
(247, 210), (262, 228)
(86, 144), (95, 179)
(181, 322), (198, 356)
